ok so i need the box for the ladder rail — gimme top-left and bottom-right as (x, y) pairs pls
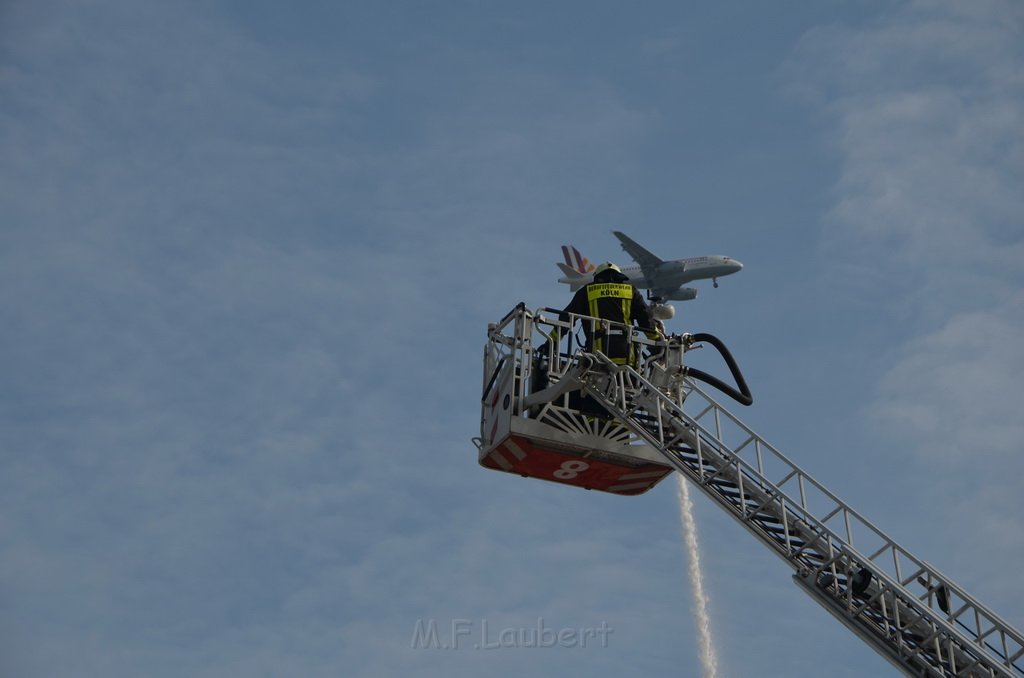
(574, 355), (1024, 678)
(673, 376), (1024, 675)
(486, 306), (1024, 677)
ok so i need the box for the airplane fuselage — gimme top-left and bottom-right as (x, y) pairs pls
(560, 255), (742, 290)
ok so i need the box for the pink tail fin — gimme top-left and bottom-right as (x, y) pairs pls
(561, 245), (594, 274)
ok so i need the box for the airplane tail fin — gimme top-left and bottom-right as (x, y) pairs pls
(561, 245), (595, 275)
(557, 245), (594, 291)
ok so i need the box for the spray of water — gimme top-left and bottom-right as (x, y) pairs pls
(677, 473), (718, 678)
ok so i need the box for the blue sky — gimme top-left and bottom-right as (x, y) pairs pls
(2, 1), (1022, 676)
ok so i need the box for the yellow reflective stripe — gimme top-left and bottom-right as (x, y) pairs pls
(589, 290), (601, 351)
(585, 283), (633, 300)
(584, 283), (635, 356)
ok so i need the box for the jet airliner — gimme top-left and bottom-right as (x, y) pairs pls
(557, 231), (743, 305)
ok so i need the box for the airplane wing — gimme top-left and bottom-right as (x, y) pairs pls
(612, 231), (667, 281)
(613, 231), (663, 269)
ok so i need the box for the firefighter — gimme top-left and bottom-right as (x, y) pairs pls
(557, 261), (660, 367)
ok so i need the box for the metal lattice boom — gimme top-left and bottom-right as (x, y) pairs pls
(484, 305), (1024, 678)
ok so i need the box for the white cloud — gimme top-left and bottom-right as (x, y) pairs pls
(784, 0), (1024, 631)
(0, 3), (675, 677)
(5, 0), (1019, 674)
(868, 293), (1024, 460)
(788, 0), (1024, 447)
(788, 0), (1024, 272)
(774, 0), (1024, 639)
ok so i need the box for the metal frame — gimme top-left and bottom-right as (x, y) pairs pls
(483, 305), (1024, 678)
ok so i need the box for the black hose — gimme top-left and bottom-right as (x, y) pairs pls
(685, 332), (753, 406)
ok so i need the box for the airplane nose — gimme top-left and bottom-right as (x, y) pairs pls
(732, 259), (743, 271)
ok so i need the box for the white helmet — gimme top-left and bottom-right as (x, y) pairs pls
(593, 261), (626, 281)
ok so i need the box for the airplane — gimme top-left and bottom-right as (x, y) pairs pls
(557, 231), (743, 316)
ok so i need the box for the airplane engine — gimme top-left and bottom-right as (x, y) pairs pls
(651, 303), (675, 320)
(665, 287), (698, 302)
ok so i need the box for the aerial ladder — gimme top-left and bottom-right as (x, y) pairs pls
(476, 303), (1024, 678)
